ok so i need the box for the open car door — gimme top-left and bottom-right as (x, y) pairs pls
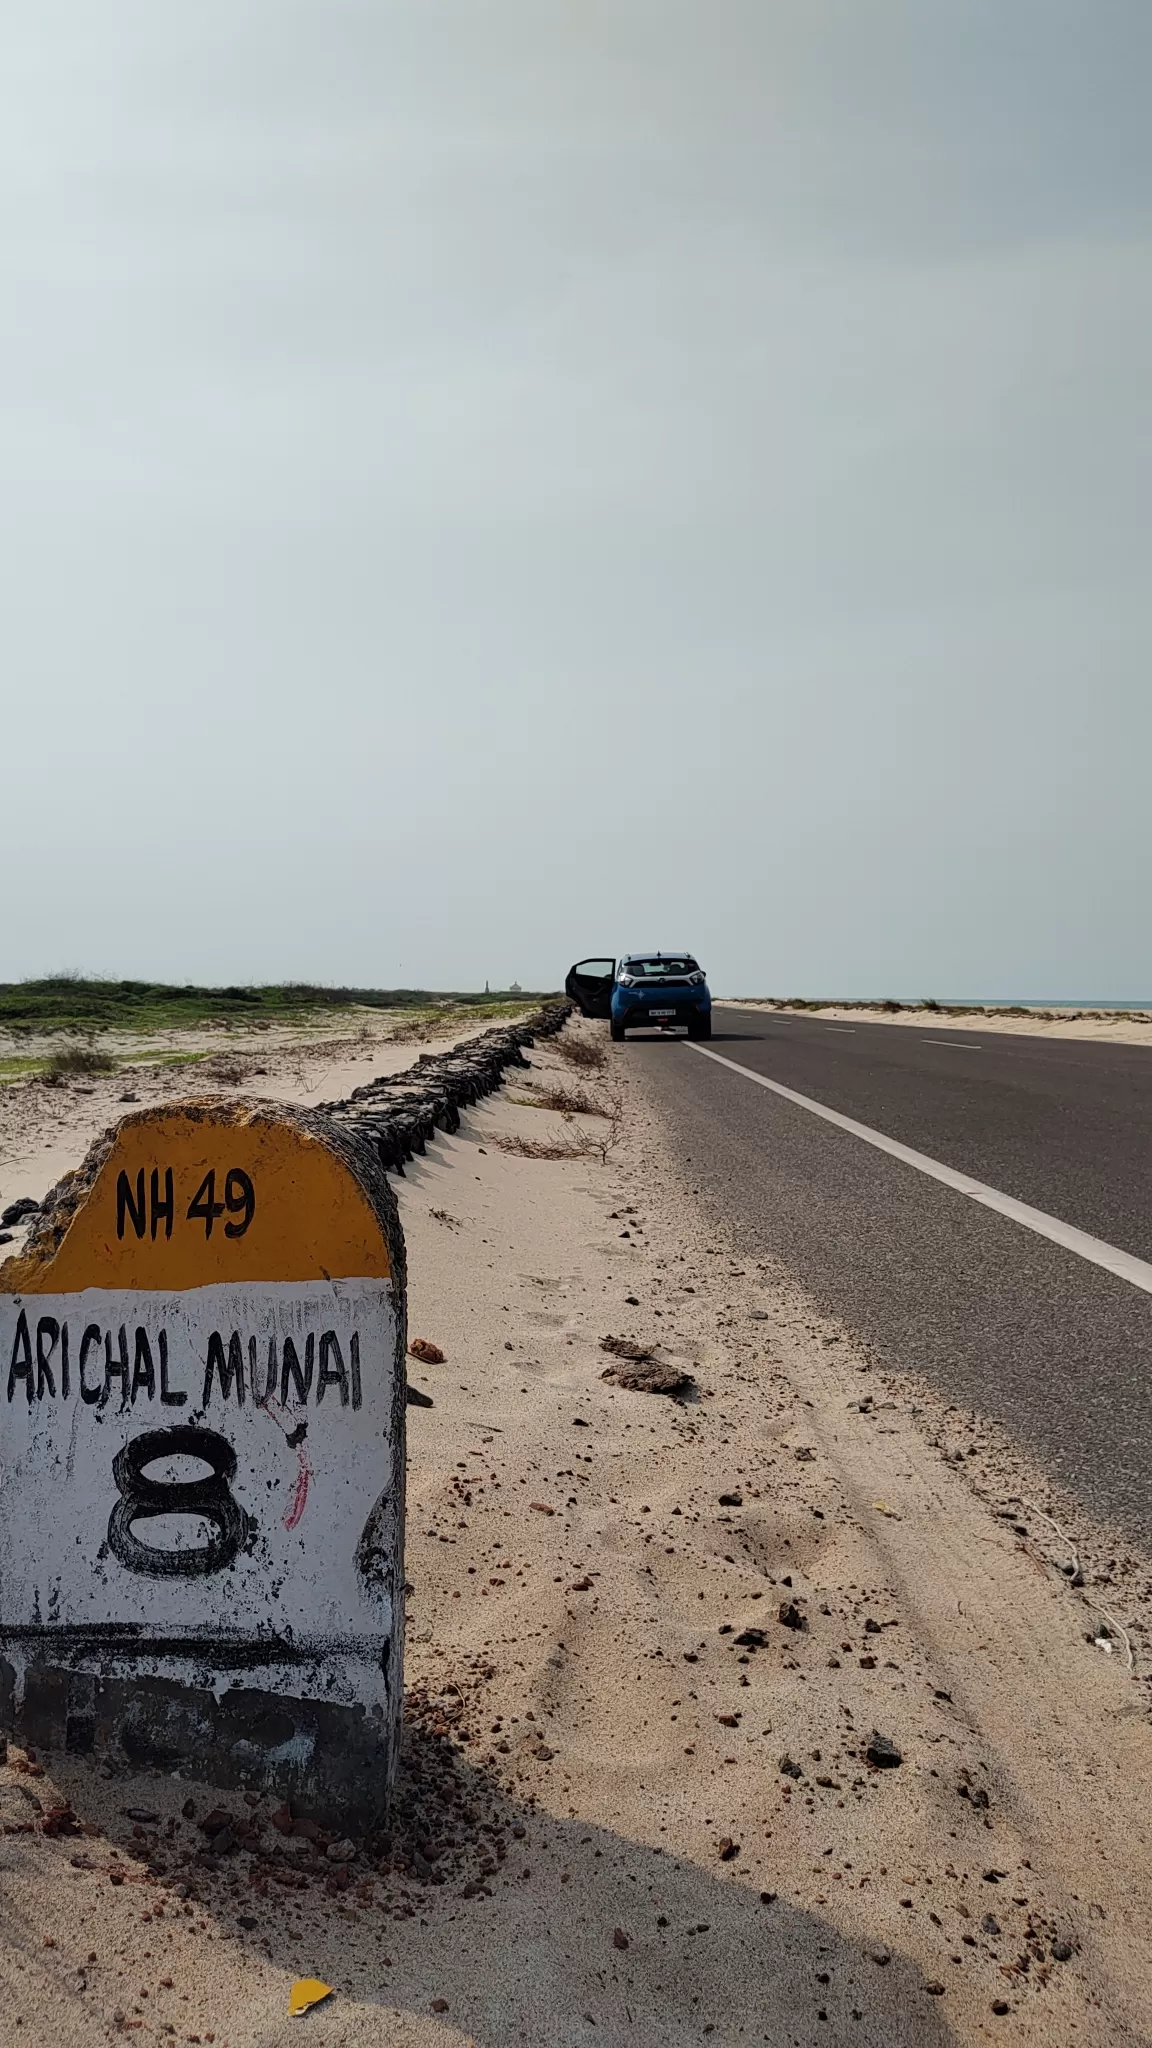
(565, 956), (616, 1019)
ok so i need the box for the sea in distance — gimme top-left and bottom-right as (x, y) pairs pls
(912, 999), (1150, 1011)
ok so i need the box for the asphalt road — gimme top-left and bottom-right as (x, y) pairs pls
(626, 1008), (1152, 1545)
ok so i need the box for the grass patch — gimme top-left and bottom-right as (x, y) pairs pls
(0, 978), (557, 1037)
(0, 1056), (45, 1084)
(382, 1002), (532, 1045)
(45, 1046), (116, 1078)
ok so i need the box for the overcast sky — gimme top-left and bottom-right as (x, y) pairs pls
(3, 2), (1149, 997)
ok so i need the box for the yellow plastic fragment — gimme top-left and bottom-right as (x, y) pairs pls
(289, 1978), (334, 2017)
(871, 1499), (900, 1518)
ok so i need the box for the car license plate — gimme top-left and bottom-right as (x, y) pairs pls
(649, 1009), (676, 1019)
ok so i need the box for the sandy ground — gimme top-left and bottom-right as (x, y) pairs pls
(0, 1013), (526, 1230)
(0, 1007), (513, 1072)
(717, 1003), (1152, 1048)
(1, 1023), (1151, 2045)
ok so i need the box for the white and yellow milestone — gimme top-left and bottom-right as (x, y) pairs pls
(0, 1098), (406, 1819)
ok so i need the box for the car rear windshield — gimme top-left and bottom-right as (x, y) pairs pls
(624, 958), (698, 980)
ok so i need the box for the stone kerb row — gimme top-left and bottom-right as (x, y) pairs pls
(321, 999), (572, 1168)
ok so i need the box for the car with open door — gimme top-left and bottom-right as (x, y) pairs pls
(565, 953), (712, 1039)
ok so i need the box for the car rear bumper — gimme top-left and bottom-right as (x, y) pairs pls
(612, 997), (710, 1029)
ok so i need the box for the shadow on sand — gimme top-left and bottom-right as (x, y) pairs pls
(0, 1710), (964, 2048)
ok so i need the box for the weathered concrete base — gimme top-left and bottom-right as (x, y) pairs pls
(1, 1640), (398, 1827)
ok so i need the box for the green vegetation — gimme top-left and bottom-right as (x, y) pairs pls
(0, 978), (555, 1038)
(44, 1046), (116, 1077)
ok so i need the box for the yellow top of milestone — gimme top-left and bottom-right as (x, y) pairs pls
(2, 1103), (392, 1295)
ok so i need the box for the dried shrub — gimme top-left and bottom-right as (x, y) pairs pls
(521, 1082), (609, 1117)
(554, 1034), (608, 1073)
(202, 1060), (249, 1084)
(495, 1068), (624, 1165)
(488, 1129), (593, 1161)
(45, 1046), (115, 1078)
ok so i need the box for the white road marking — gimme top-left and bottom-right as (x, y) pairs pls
(924, 1039), (982, 1049)
(826, 1027), (856, 1033)
(685, 1043), (1152, 1298)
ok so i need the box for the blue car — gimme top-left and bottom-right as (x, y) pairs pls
(565, 952), (712, 1040)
